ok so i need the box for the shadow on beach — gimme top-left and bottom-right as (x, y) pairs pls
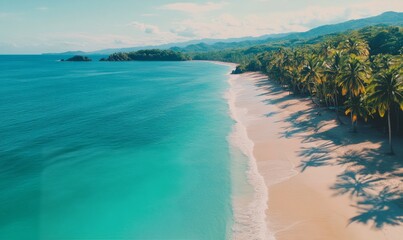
(255, 76), (403, 230)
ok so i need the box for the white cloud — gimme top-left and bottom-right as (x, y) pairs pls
(280, 1), (403, 29)
(160, 2), (227, 14)
(62, 0), (403, 48)
(168, 13), (307, 40)
(170, 28), (197, 38)
(127, 21), (190, 45)
(166, 0), (403, 40)
(3, 0), (402, 53)
(129, 21), (161, 34)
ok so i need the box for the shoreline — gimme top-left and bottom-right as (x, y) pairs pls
(220, 66), (402, 239)
(226, 73), (272, 240)
(193, 60), (238, 69)
(208, 61), (271, 239)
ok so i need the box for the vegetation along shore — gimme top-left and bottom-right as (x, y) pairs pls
(101, 25), (402, 155)
(216, 20), (402, 239)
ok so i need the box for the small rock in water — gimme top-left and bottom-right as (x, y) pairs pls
(65, 55), (92, 62)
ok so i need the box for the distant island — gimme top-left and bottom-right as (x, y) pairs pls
(100, 49), (189, 61)
(62, 55), (92, 62)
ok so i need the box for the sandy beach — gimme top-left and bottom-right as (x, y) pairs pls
(229, 71), (403, 240)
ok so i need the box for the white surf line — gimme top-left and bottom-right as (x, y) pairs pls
(226, 73), (273, 240)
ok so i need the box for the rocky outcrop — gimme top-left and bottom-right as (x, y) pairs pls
(63, 55), (92, 62)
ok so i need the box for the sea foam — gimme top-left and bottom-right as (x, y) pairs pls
(225, 74), (275, 240)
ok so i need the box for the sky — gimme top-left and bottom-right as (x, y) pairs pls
(0, 0), (402, 54)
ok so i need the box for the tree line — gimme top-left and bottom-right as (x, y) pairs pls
(234, 27), (403, 154)
(100, 49), (190, 61)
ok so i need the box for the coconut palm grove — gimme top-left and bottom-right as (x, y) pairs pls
(238, 26), (402, 154)
(179, 25), (402, 154)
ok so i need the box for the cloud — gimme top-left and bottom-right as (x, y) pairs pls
(160, 2), (227, 14)
(168, 13), (307, 40)
(170, 28), (197, 38)
(3, 0), (402, 54)
(129, 21), (160, 34)
(274, 0), (403, 29)
(167, 0), (403, 40)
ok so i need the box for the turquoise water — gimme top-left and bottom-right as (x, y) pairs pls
(0, 56), (234, 239)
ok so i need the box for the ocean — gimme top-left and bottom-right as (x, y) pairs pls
(0, 56), (242, 239)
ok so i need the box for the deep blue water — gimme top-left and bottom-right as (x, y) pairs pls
(0, 56), (233, 239)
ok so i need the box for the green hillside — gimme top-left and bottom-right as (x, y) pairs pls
(172, 12), (403, 53)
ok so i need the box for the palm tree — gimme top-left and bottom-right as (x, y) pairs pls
(369, 67), (403, 154)
(285, 65), (302, 94)
(338, 57), (371, 132)
(344, 95), (373, 131)
(268, 48), (288, 85)
(339, 38), (370, 58)
(284, 50), (304, 94)
(324, 51), (345, 123)
(373, 54), (395, 70)
(300, 55), (324, 104)
(318, 41), (336, 60)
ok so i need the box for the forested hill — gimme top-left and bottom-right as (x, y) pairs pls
(191, 25), (402, 64)
(171, 11), (403, 53)
(100, 49), (190, 61)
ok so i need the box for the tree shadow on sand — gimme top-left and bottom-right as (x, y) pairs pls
(264, 111), (279, 118)
(257, 78), (403, 230)
(278, 109), (319, 139)
(338, 149), (403, 176)
(297, 142), (335, 172)
(255, 78), (284, 97)
(256, 79), (299, 105)
(349, 186), (403, 229)
(330, 171), (382, 198)
(335, 149), (403, 229)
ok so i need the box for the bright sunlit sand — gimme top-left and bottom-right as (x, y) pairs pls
(230, 72), (403, 240)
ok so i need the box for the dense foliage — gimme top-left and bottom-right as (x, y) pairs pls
(101, 49), (190, 61)
(190, 26), (402, 65)
(225, 26), (402, 154)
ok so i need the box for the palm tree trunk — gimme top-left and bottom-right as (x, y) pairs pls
(333, 96), (341, 123)
(388, 108), (394, 154)
(396, 106), (400, 134)
(350, 92), (356, 132)
(350, 111), (355, 132)
(335, 95), (343, 124)
(355, 120), (358, 132)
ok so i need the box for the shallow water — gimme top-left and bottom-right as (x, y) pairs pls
(0, 56), (235, 239)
